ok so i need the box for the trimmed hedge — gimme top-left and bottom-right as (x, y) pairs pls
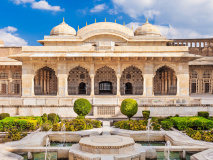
(161, 120), (173, 130)
(170, 117), (213, 130)
(142, 110), (150, 120)
(0, 113), (10, 120)
(0, 116), (42, 132)
(74, 98), (92, 117)
(198, 111), (209, 119)
(114, 120), (147, 131)
(48, 113), (59, 124)
(52, 119), (102, 131)
(186, 128), (213, 142)
(120, 99), (138, 119)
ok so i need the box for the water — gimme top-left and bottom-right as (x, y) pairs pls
(21, 152), (57, 160)
(138, 141), (165, 146)
(156, 151), (194, 160)
(146, 118), (152, 143)
(50, 142), (75, 147)
(164, 141), (171, 160)
(19, 150), (195, 160)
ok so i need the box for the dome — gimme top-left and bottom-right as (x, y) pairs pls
(77, 22), (134, 40)
(50, 19), (76, 36)
(0, 39), (4, 46)
(135, 19), (161, 36)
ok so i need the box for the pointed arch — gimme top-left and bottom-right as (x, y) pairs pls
(120, 65), (143, 95)
(34, 66), (57, 95)
(94, 66), (116, 95)
(154, 65), (177, 95)
(68, 66), (91, 95)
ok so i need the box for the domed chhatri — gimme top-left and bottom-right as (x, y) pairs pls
(135, 19), (161, 36)
(50, 18), (76, 36)
(0, 39), (4, 47)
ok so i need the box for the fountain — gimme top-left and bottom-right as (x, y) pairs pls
(44, 137), (51, 160)
(61, 123), (66, 147)
(146, 118), (153, 144)
(164, 141), (171, 160)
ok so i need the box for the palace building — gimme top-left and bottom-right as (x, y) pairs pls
(0, 19), (212, 117)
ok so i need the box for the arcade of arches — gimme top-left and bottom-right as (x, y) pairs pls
(2, 65), (213, 96)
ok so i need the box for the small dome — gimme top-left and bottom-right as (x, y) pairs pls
(0, 39), (4, 46)
(135, 19), (161, 36)
(50, 19), (76, 36)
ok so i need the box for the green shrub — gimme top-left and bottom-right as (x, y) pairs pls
(41, 113), (48, 123)
(0, 116), (42, 132)
(174, 114), (179, 117)
(152, 122), (161, 130)
(186, 128), (213, 142)
(198, 111), (209, 119)
(48, 113), (59, 124)
(41, 122), (52, 131)
(4, 127), (27, 142)
(142, 110), (150, 120)
(114, 120), (147, 131)
(52, 123), (61, 131)
(69, 119), (86, 131)
(74, 98), (92, 117)
(157, 117), (165, 124)
(161, 120), (173, 130)
(171, 117), (213, 130)
(0, 113), (10, 120)
(120, 99), (138, 119)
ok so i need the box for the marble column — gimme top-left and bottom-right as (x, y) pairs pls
(90, 74), (94, 96)
(117, 74), (121, 96)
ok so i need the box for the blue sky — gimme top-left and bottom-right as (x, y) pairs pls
(1, 0), (213, 46)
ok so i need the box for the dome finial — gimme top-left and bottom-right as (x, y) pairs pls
(105, 18), (106, 22)
(115, 19), (116, 23)
(146, 18), (149, 23)
(63, 17), (65, 23)
(95, 19), (96, 23)
(123, 22), (125, 26)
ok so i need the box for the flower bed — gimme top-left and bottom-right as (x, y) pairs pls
(114, 120), (147, 131)
(0, 116), (43, 132)
(52, 118), (102, 131)
(186, 128), (213, 142)
(162, 117), (213, 131)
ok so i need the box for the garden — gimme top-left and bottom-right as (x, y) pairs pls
(114, 98), (213, 142)
(0, 98), (102, 142)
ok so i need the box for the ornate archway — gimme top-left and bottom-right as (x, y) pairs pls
(120, 66), (143, 95)
(154, 66), (177, 95)
(94, 66), (116, 95)
(34, 67), (57, 95)
(68, 66), (91, 95)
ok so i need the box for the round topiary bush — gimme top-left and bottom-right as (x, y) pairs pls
(120, 99), (138, 119)
(74, 98), (92, 117)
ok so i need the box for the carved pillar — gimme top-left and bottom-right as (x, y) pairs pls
(161, 72), (164, 95)
(44, 70), (46, 94)
(90, 74), (94, 96)
(117, 74), (121, 96)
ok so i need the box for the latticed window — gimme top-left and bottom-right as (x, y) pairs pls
(203, 71), (211, 78)
(191, 71), (198, 79)
(12, 72), (21, 79)
(121, 66), (143, 95)
(68, 66), (91, 95)
(0, 72), (8, 79)
(126, 74), (131, 79)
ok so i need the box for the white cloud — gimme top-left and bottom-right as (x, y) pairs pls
(0, 26), (28, 46)
(31, 0), (64, 11)
(111, 0), (213, 37)
(126, 22), (212, 39)
(11, 0), (64, 12)
(90, 4), (106, 13)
